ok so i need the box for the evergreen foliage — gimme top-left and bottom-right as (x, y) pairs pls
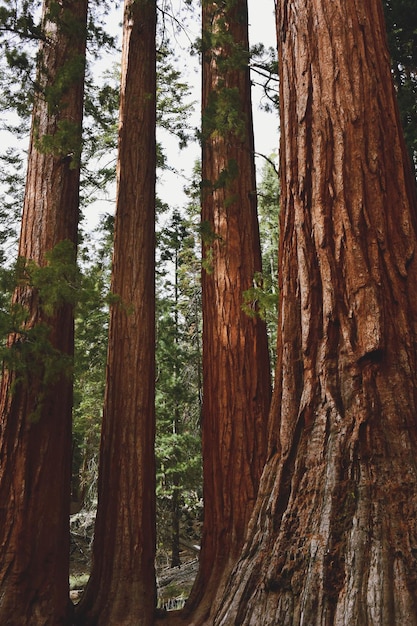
(72, 218), (112, 506)
(250, 42), (278, 111)
(0, 240), (79, 422)
(0, 0), (42, 118)
(156, 207), (202, 564)
(0, 147), (24, 263)
(383, 0), (417, 173)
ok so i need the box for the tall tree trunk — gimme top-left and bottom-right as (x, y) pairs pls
(76, 1), (157, 624)
(213, 0), (417, 624)
(183, 1), (272, 622)
(0, 2), (87, 624)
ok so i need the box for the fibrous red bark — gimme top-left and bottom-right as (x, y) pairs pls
(212, 0), (417, 624)
(0, 1), (87, 624)
(75, 1), (157, 624)
(182, 1), (272, 623)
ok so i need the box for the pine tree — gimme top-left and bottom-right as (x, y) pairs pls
(72, 217), (113, 511)
(156, 209), (202, 568)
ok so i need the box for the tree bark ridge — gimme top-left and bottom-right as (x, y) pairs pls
(212, 0), (417, 623)
(0, 1), (87, 623)
(182, 1), (271, 623)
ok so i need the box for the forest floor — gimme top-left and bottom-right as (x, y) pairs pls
(69, 510), (199, 610)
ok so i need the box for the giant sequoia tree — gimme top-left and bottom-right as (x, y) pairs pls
(184, 0), (272, 622)
(76, 0), (157, 624)
(211, 0), (417, 624)
(0, 1), (87, 623)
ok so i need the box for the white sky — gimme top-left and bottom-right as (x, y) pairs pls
(155, 0), (278, 221)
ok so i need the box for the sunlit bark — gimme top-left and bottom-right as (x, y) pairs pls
(182, 1), (272, 623)
(213, 0), (417, 624)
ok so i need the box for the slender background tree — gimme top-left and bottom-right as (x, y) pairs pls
(156, 209), (202, 568)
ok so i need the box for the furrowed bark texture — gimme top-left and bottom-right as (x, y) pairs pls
(213, 0), (417, 624)
(0, 2), (87, 624)
(76, 1), (157, 625)
(182, 1), (272, 623)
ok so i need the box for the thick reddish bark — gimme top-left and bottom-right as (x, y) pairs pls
(181, 1), (272, 623)
(0, 2), (87, 624)
(75, 1), (157, 624)
(212, 0), (417, 624)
